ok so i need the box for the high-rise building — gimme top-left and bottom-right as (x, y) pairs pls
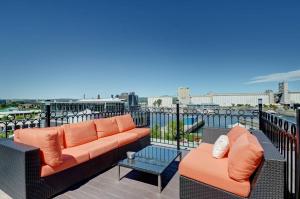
(128, 92), (139, 110)
(116, 92), (139, 110)
(278, 81), (289, 104)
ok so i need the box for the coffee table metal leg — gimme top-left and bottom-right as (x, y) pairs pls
(118, 165), (120, 181)
(158, 175), (162, 192)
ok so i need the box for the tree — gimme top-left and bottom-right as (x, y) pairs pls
(165, 120), (184, 140)
(153, 101), (157, 107)
(269, 104), (278, 111)
(156, 99), (162, 107)
(151, 124), (161, 138)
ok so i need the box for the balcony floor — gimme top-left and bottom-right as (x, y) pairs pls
(56, 150), (185, 199)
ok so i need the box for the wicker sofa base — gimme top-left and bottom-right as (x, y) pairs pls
(180, 176), (244, 199)
(0, 135), (150, 199)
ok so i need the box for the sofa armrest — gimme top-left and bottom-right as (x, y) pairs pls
(249, 130), (286, 199)
(202, 128), (229, 144)
(0, 139), (41, 199)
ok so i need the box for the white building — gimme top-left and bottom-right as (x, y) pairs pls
(190, 92), (272, 107)
(147, 96), (174, 107)
(289, 92), (300, 104)
(50, 98), (125, 112)
(178, 87), (191, 105)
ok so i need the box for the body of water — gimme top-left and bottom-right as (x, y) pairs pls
(279, 115), (296, 123)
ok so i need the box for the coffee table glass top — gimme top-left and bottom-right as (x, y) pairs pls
(118, 145), (181, 175)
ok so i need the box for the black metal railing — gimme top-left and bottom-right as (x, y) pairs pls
(141, 104), (259, 149)
(1, 103), (259, 149)
(259, 105), (300, 199)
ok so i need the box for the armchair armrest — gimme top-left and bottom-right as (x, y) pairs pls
(0, 139), (40, 199)
(202, 128), (229, 144)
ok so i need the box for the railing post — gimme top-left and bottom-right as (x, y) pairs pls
(45, 100), (51, 128)
(147, 111), (150, 127)
(176, 100), (180, 150)
(258, 98), (263, 130)
(296, 108), (300, 199)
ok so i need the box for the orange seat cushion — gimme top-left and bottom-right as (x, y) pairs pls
(100, 132), (138, 147)
(228, 133), (264, 182)
(179, 144), (251, 197)
(14, 128), (63, 167)
(94, 118), (120, 138)
(125, 128), (150, 139)
(72, 139), (118, 159)
(63, 121), (97, 147)
(115, 114), (136, 132)
(197, 143), (214, 153)
(41, 147), (90, 177)
(227, 126), (250, 148)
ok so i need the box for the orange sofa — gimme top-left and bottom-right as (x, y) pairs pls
(179, 127), (286, 199)
(0, 114), (150, 199)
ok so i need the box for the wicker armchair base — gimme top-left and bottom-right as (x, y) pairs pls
(180, 176), (243, 199)
(180, 129), (285, 199)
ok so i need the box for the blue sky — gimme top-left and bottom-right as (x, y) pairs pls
(0, 0), (300, 99)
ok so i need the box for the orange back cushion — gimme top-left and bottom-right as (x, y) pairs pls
(227, 126), (249, 148)
(47, 126), (65, 149)
(94, 117), (120, 138)
(14, 127), (65, 149)
(115, 114), (136, 132)
(14, 128), (63, 167)
(228, 133), (264, 182)
(63, 121), (97, 147)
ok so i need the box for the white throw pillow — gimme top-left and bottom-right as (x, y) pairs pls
(212, 135), (229, 159)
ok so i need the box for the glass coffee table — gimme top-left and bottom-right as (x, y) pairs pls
(118, 145), (182, 192)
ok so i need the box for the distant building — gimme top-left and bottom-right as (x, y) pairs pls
(148, 96), (174, 107)
(289, 92), (300, 104)
(117, 93), (129, 100)
(48, 98), (124, 113)
(0, 99), (6, 105)
(275, 81), (300, 106)
(178, 87), (191, 105)
(128, 92), (139, 110)
(190, 92), (273, 107)
(278, 81), (289, 104)
(116, 92), (139, 111)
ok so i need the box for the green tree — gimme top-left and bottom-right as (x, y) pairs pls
(269, 104), (278, 111)
(151, 124), (161, 138)
(153, 100), (157, 107)
(156, 99), (162, 107)
(165, 120), (184, 140)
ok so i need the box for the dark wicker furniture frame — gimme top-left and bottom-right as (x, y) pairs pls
(180, 128), (286, 199)
(0, 134), (150, 199)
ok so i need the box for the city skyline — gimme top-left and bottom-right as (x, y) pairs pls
(0, 1), (300, 98)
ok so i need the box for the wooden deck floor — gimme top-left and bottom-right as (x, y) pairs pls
(55, 153), (184, 199)
(0, 149), (187, 199)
